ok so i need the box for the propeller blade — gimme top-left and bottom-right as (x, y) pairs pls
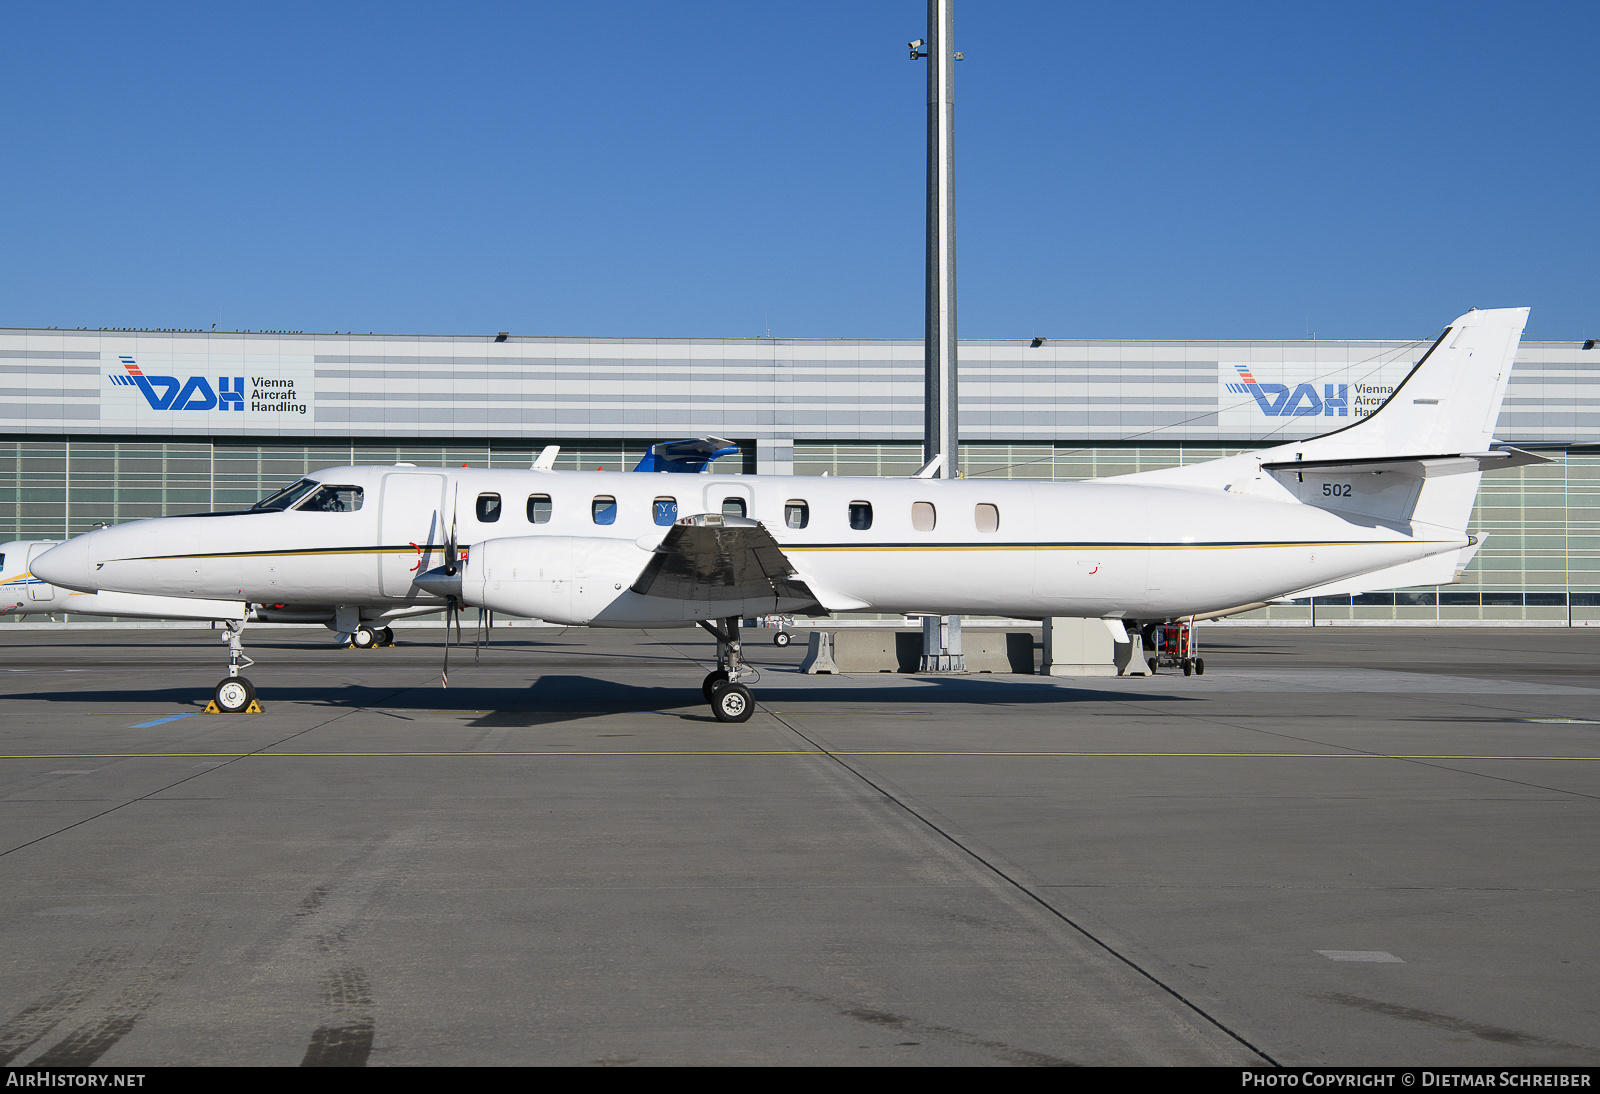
(444, 485), (460, 576)
(441, 595), (460, 687)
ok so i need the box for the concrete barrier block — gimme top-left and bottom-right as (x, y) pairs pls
(798, 630), (838, 674)
(1041, 617), (1118, 676)
(804, 629), (1037, 674)
(830, 629), (904, 672)
(958, 631), (1035, 673)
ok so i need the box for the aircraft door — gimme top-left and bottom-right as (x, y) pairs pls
(26, 543), (55, 601)
(378, 473), (447, 597)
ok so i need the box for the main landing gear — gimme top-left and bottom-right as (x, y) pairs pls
(349, 625), (395, 649)
(208, 620), (261, 714)
(698, 616), (756, 723)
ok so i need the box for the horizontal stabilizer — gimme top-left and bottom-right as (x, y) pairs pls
(1260, 447), (1549, 479)
(630, 514), (815, 604)
(632, 437), (739, 474)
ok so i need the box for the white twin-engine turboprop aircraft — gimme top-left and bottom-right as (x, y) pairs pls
(33, 307), (1541, 721)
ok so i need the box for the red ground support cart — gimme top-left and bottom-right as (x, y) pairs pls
(1149, 621), (1204, 676)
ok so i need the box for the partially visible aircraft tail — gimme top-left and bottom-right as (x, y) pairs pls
(1110, 307), (1536, 535)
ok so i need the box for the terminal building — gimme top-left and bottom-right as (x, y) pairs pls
(3, 324), (1597, 625)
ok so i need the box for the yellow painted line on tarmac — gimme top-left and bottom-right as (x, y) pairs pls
(0, 751), (1597, 761)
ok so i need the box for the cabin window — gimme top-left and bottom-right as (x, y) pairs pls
(296, 485), (364, 513)
(475, 493), (502, 523)
(911, 501), (936, 531)
(527, 494), (552, 523)
(849, 501), (873, 530)
(592, 495), (617, 525)
(785, 500), (809, 529)
(252, 478), (319, 512)
(654, 496), (678, 526)
(722, 497), (746, 518)
(975, 503), (1000, 532)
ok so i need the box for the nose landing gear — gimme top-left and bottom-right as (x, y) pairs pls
(207, 620), (262, 713)
(699, 616), (756, 723)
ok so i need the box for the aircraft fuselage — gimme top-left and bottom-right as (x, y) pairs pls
(35, 464), (1463, 624)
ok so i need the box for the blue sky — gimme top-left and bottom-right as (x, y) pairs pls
(1, 1), (1594, 341)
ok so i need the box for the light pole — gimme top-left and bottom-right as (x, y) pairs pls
(911, 0), (965, 672)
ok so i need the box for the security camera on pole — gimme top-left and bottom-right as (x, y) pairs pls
(911, 1), (965, 672)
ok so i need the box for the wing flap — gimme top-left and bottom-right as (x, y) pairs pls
(630, 514), (816, 604)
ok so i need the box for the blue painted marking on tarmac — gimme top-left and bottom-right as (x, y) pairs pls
(127, 713), (199, 729)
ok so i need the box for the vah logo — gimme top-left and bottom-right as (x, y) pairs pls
(108, 356), (242, 410)
(106, 356), (307, 413)
(1225, 365), (1347, 418)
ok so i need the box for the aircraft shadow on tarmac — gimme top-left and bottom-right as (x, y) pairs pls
(11, 672), (1195, 727)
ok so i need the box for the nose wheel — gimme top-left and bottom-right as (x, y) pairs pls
(207, 620), (262, 713)
(214, 676), (256, 713)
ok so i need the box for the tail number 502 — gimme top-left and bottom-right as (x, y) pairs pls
(1322, 483), (1352, 497)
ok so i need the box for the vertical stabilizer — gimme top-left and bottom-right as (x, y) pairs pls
(1300, 306), (1527, 460)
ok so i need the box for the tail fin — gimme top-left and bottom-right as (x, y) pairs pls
(1299, 306), (1527, 461)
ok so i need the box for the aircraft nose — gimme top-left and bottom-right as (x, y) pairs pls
(30, 536), (94, 592)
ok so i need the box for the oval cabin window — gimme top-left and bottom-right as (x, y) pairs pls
(722, 497), (746, 518)
(975, 503), (1000, 532)
(849, 501), (873, 530)
(476, 493), (502, 523)
(527, 494), (552, 523)
(592, 496), (617, 525)
(911, 501), (936, 531)
(785, 500), (809, 529)
(653, 497), (678, 526)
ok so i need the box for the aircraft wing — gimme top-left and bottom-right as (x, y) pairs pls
(630, 514), (819, 605)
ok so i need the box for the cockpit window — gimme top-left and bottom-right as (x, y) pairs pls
(294, 485), (364, 513)
(252, 478), (320, 511)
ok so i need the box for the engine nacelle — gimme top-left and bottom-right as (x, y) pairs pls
(461, 536), (653, 625)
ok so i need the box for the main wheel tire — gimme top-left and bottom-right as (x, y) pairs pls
(710, 682), (754, 723)
(701, 669), (730, 702)
(353, 626), (377, 649)
(773, 631), (791, 647)
(380, 627), (395, 646)
(214, 676), (255, 713)
(1182, 658), (1193, 677)
(1194, 657), (1205, 676)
